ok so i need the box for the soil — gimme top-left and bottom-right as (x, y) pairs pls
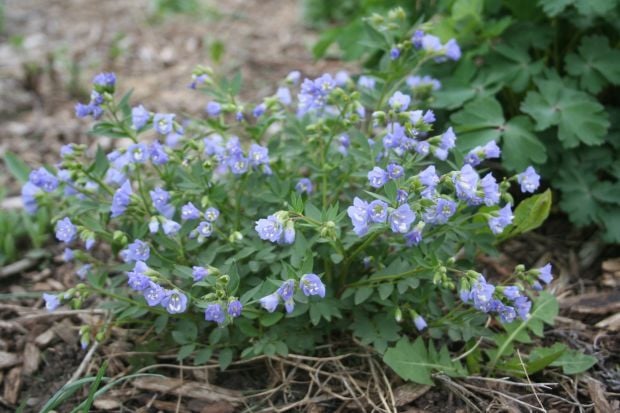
(1, 0), (619, 412)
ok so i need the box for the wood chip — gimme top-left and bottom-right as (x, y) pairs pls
(0, 351), (20, 370)
(3, 367), (22, 405)
(0, 257), (38, 279)
(22, 343), (40, 375)
(131, 377), (243, 405)
(393, 383), (431, 407)
(93, 398), (121, 410)
(595, 313), (620, 331)
(560, 292), (620, 315)
(34, 329), (55, 347)
(52, 319), (77, 345)
(586, 377), (613, 413)
(601, 258), (620, 273)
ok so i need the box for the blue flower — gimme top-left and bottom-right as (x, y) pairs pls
(150, 187), (174, 219)
(469, 276), (495, 312)
(423, 110), (435, 124)
(143, 282), (165, 306)
(205, 303), (226, 324)
(276, 87), (292, 105)
(368, 200), (389, 223)
(111, 181), (132, 217)
(162, 218), (181, 236)
(488, 204), (513, 234)
(386, 163), (404, 180)
(181, 202), (201, 220)
(204, 207), (220, 222)
(248, 144), (269, 166)
(55, 217), (77, 243)
(423, 198), (456, 225)
(298, 74), (336, 115)
(150, 141), (169, 165)
(404, 225), (423, 246)
(440, 127), (457, 150)
(480, 173), (500, 206)
(335, 70), (350, 86)
(29, 167), (58, 192)
(286, 70), (301, 85)
(418, 165), (439, 195)
(75, 103), (93, 118)
(498, 304), (517, 324)
(126, 239), (150, 262)
(411, 30), (424, 48)
(127, 143), (149, 163)
(227, 154), (249, 175)
(537, 263), (553, 284)
(253, 103), (266, 118)
(153, 113), (175, 135)
(453, 164), (480, 204)
(131, 105), (150, 129)
(389, 204), (416, 233)
(161, 290), (188, 314)
(190, 221), (213, 241)
(92, 72), (116, 89)
(128, 261), (151, 291)
(63, 248), (74, 262)
(277, 279), (296, 313)
(295, 178), (313, 195)
(255, 215), (283, 243)
(300, 274), (326, 297)
(259, 293), (280, 313)
(503, 286), (521, 300)
(517, 166), (540, 193)
(347, 197), (370, 236)
(192, 266), (209, 282)
(421, 34), (443, 52)
(358, 75), (376, 90)
(85, 236), (96, 251)
(396, 189), (408, 205)
(413, 315), (427, 331)
(227, 300), (243, 317)
(513, 296), (531, 320)
(444, 39), (461, 61)
(206, 101), (221, 117)
(43, 293), (60, 311)
(388, 91), (411, 112)
(76, 264), (92, 280)
(368, 166), (388, 188)
(390, 47), (401, 60)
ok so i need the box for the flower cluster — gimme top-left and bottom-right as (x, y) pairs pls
(260, 274), (326, 313)
(203, 135), (271, 176)
(75, 72), (116, 119)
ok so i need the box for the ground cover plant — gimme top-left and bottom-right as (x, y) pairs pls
(312, 0), (620, 243)
(15, 10), (602, 406)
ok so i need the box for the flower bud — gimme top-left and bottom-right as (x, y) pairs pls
(394, 307), (403, 323)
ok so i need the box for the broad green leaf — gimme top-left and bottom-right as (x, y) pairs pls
(489, 43), (544, 92)
(500, 190), (552, 240)
(501, 116), (547, 171)
(554, 167), (601, 226)
(574, 0), (617, 17)
(537, 0), (573, 17)
(565, 35), (620, 94)
(551, 350), (597, 374)
(451, 97), (546, 169)
(383, 338), (433, 385)
(3, 152), (31, 183)
(354, 286), (373, 305)
(218, 348), (233, 370)
(521, 79), (609, 148)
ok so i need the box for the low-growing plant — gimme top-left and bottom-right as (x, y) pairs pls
(26, 12), (594, 383)
(316, 1), (620, 242)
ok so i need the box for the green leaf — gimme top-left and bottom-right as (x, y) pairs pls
(3, 152), (31, 183)
(537, 0), (573, 17)
(194, 348), (213, 365)
(565, 35), (620, 94)
(384, 338), (464, 385)
(500, 190), (552, 240)
(551, 350), (597, 374)
(521, 79), (609, 148)
(451, 97), (546, 169)
(177, 343), (196, 361)
(354, 286), (373, 305)
(218, 348), (233, 370)
(260, 311), (283, 327)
